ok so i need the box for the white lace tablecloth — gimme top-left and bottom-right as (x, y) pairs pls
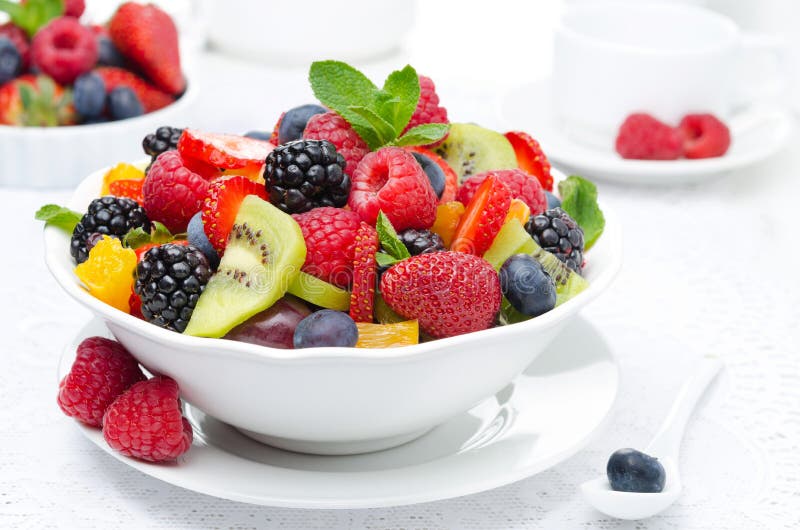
(2, 33), (800, 529)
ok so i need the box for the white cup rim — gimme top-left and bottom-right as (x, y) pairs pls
(558, 1), (740, 56)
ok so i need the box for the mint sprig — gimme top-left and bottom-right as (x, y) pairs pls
(309, 61), (448, 150)
(558, 176), (605, 250)
(374, 211), (410, 267)
(35, 204), (81, 233)
(123, 222), (176, 249)
(0, 0), (64, 37)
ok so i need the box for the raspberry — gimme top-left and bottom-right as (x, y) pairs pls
(615, 113), (683, 160)
(0, 23), (30, 70)
(350, 223), (379, 323)
(143, 150), (210, 233)
(380, 252), (501, 338)
(678, 113), (731, 159)
(102, 376), (193, 462)
(30, 17), (97, 85)
(403, 75), (449, 145)
(348, 147), (438, 231)
(292, 207), (362, 288)
(303, 112), (369, 177)
(57, 337), (146, 427)
(64, 0), (86, 18)
(457, 169), (546, 216)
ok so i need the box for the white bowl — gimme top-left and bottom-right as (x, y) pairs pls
(44, 164), (622, 455)
(0, 83), (198, 189)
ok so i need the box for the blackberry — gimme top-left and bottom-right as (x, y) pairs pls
(134, 243), (211, 333)
(70, 196), (150, 264)
(265, 139), (349, 214)
(398, 229), (445, 256)
(524, 207), (584, 273)
(142, 126), (184, 162)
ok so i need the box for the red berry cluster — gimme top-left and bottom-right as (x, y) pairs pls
(58, 336), (192, 463)
(615, 112), (731, 160)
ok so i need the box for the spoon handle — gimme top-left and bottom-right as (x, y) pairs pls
(646, 356), (723, 459)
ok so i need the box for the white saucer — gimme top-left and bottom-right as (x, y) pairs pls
(501, 80), (796, 185)
(60, 317), (619, 509)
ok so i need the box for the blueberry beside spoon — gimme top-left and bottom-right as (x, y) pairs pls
(582, 356), (722, 520)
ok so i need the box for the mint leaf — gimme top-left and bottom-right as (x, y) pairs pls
(376, 211), (411, 261)
(558, 175), (605, 250)
(35, 204), (81, 233)
(380, 65), (419, 136)
(348, 106), (396, 148)
(394, 123), (450, 147)
(123, 222), (175, 249)
(375, 252), (401, 268)
(309, 61), (380, 148)
(0, 0), (64, 37)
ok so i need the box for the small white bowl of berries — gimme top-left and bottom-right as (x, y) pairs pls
(42, 61), (621, 460)
(0, 1), (196, 188)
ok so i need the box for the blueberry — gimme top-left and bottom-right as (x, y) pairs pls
(187, 212), (220, 269)
(244, 130), (272, 141)
(108, 86), (143, 120)
(607, 448), (666, 493)
(499, 254), (556, 317)
(277, 104), (327, 144)
(0, 37), (22, 85)
(293, 310), (358, 348)
(73, 73), (107, 119)
(411, 152), (445, 198)
(96, 35), (126, 67)
(545, 191), (561, 209)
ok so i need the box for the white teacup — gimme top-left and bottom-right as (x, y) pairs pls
(553, 1), (784, 147)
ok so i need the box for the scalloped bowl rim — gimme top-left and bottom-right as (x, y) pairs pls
(44, 163), (622, 364)
(0, 82), (198, 137)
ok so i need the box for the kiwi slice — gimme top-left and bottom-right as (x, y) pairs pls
(287, 272), (351, 311)
(374, 293), (405, 324)
(434, 123), (518, 182)
(184, 196), (306, 338)
(484, 219), (588, 306)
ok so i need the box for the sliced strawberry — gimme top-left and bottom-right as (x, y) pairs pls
(349, 222), (379, 323)
(404, 145), (459, 203)
(504, 131), (553, 192)
(178, 129), (275, 173)
(450, 174), (512, 256)
(108, 179), (144, 202)
(270, 112), (285, 145)
(201, 176), (268, 254)
(182, 156), (223, 180)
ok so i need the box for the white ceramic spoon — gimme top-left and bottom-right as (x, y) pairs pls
(581, 356), (723, 520)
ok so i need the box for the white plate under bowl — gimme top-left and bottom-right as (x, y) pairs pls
(61, 316), (619, 509)
(0, 83), (198, 189)
(501, 80), (795, 185)
(44, 163), (621, 455)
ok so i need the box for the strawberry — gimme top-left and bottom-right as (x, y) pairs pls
(201, 176), (268, 254)
(0, 74), (75, 126)
(350, 223), (379, 323)
(504, 131), (553, 191)
(108, 2), (185, 95)
(94, 67), (174, 113)
(108, 179), (144, 203)
(380, 252), (501, 338)
(178, 129), (275, 175)
(450, 174), (512, 256)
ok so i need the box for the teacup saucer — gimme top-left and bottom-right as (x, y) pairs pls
(501, 80), (795, 185)
(60, 317), (619, 509)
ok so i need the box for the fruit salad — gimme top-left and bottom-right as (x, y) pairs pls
(0, 1), (184, 126)
(39, 60), (606, 350)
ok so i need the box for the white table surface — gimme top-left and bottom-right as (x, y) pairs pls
(2, 2), (800, 527)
